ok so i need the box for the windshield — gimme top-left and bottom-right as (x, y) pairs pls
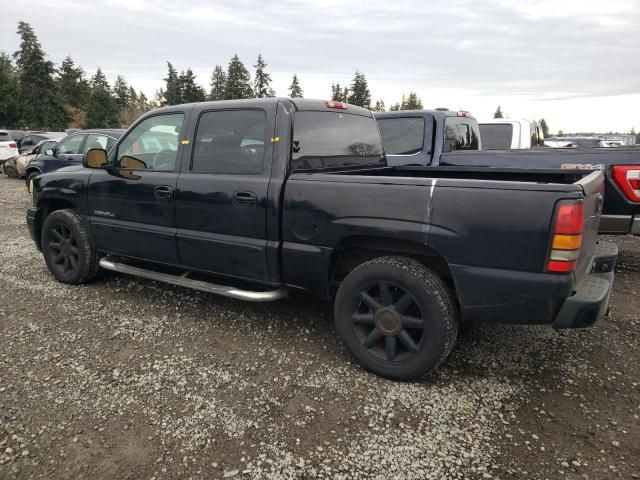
(292, 111), (384, 171)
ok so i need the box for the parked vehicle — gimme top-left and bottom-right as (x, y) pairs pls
(4, 138), (61, 179)
(479, 119), (545, 149)
(545, 139), (578, 148)
(375, 110), (640, 235)
(546, 136), (608, 148)
(8, 130), (26, 143)
(0, 130), (19, 173)
(17, 132), (66, 154)
(27, 98), (616, 380)
(26, 129), (123, 186)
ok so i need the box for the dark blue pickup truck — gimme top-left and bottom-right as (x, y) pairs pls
(26, 98), (616, 380)
(376, 110), (640, 235)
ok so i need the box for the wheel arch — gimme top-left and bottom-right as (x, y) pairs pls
(329, 235), (456, 297)
(33, 197), (79, 249)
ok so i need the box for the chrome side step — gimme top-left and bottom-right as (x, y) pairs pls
(98, 257), (288, 302)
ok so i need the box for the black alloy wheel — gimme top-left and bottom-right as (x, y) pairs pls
(351, 281), (425, 363)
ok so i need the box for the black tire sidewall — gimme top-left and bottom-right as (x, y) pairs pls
(335, 259), (452, 380)
(41, 211), (91, 284)
(26, 172), (38, 188)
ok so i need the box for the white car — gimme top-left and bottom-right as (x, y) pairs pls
(0, 130), (19, 170)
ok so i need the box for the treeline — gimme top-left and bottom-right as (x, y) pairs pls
(0, 21), (426, 131)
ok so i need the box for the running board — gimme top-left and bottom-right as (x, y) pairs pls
(98, 257), (288, 302)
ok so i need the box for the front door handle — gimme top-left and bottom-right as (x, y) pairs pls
(154, 185), (174, 200)
(233, 191), (257, 206)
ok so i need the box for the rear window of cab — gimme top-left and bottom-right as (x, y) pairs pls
(292, 111), (384, 171)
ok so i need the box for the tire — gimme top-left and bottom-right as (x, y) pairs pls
(41, 209), (100, 284)
(334, 256), (458, 380)
(4, 164), (18, 178)
(26, 171), (39, 189)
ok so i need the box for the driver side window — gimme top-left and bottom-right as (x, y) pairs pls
(116, 113), (184, 170)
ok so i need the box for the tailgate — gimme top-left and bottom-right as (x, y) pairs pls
(574, 170), (605, 282)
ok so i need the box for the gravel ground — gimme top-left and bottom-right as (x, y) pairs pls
(0, 175), (638, 479)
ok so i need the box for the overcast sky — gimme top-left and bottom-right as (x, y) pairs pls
(1, 0), (639, 133)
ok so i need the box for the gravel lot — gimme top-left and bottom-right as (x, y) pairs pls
(0, 175), (638, 479)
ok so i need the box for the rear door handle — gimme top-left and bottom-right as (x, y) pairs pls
(154, 185), (174, 200)
(233, 191), (257, 206)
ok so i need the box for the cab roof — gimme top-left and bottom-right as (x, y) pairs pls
(151, 98), (374, 117)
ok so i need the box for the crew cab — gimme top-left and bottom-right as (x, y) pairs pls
(376, 110), (640, 235)
(27, 98), (616, 380)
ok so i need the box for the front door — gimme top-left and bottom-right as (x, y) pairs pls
(175, 107), (273, 281)
(88, 112), (187, 265)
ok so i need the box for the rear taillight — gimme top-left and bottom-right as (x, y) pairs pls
(612, 165), (640, 202)
(547, 201), (584, 273)
(9, 142), (17, 149)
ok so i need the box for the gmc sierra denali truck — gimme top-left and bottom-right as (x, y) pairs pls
(376, 110), (640, 235)
(27, 98), (616, 380)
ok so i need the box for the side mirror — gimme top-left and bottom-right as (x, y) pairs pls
(119, 155), (147, 170)
(45, 149), (54, 156)
(84, 148), (108, 169)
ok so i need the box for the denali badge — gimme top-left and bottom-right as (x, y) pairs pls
(93, 210), (115, 218)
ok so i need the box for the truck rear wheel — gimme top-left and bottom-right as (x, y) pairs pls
(41, 209), (100, 284)
(334, 256), (458, 380)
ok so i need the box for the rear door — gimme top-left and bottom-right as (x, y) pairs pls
(175, 105), (275, 282)
(88, 112), (188, 264)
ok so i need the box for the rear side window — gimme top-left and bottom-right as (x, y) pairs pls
(444, 118), (480, 152)
(192, 109), (266, 175)
(83, 134), (117, 153)
(377, 117), (426, 155)
(479, 124), (513, 150)
(292, 111), (384, 171)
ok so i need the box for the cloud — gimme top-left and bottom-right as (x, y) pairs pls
(0, 0), (638, 131)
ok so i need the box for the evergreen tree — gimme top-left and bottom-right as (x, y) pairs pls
(225, 54), (253, 99)
(179, 68), (206, 103)
(347, 71), (371, 109)
(539, 118), (549, 138)
(331, 83), (346, 102)
(0, 53), (22, 128)
(113, 75), (130, 111)
(288, 74), (303, 98)
(253, 54), (274, 98)
(493, 105), (504, 118)
(163, 61), (182, 106)
(403, 92), (423, 110)
(373, 99), (385, 112)
(85, 68), (118, 128)
(209, 64), (226, 100)
(630, 127), (636, 135)
(57, 56), (90, 110)
(13, 21), (65, 129)
(119, 87), (153, 127)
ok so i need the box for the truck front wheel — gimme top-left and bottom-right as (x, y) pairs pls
(334, 256), (458, 380)
(41, 209), (100, 284)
